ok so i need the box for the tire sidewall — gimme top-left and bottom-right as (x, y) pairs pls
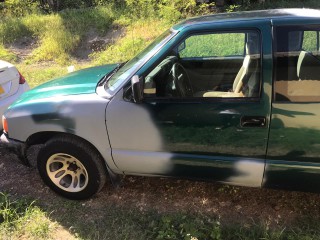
(38, 140), (103, 200)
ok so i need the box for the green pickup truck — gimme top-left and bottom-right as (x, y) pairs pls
(2, 8), (320, 199)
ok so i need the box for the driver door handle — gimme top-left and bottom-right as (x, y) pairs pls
(241, 116), (266, 127)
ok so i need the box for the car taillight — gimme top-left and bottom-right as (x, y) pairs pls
(18, 71), (26, 84)
(2, 116), (8, 133)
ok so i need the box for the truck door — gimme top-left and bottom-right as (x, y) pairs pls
(107, 22), (273, 187)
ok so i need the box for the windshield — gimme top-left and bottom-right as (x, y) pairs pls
(105, 29), (176, 94)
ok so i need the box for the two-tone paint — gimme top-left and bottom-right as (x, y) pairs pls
(4, 65), (118, 171)
(3, 8), (320, 193)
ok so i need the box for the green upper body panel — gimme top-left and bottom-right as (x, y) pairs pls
(172, 8), (320, 31)
(9, 64), (118, 108)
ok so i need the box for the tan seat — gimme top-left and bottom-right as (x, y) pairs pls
(195, 41), (258, 98)
(297, 50), (320, 80)
(275, 51), (320, 102)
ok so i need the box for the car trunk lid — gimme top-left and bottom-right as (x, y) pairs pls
(0, 61), (20, 100)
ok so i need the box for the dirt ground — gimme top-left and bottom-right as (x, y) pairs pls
(1, 144), (320, 239)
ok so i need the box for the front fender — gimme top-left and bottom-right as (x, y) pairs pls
(5, 93), (119, 172)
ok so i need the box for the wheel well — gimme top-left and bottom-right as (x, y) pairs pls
(26, 132), (121, 186)
(27, 132), (101, 157)
(26, 131), (60, 145)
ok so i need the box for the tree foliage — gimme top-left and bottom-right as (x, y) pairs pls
(0, 0), (312, 18)
(0, 0), (297, 18)
(0, 0), (215, 18)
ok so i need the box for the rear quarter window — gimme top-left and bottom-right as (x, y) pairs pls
(274, 25), (320, 102)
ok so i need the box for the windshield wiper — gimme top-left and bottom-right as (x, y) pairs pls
(98, 61), (127, 86)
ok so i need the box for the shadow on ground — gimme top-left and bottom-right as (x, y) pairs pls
(1, 147), (320, 239)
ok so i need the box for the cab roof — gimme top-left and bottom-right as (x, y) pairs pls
(173, 8), (320, 31)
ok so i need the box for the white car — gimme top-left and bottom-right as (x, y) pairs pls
(0, 60), (29, 129)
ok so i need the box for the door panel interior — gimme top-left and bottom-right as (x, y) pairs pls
(181, 58), (243, 92)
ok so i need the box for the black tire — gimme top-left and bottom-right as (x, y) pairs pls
(37, 135), (107, 200)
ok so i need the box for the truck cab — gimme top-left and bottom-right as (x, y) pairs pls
(2, 9), (320, 199)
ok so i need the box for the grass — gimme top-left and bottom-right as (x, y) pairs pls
(0, 193), (55, 240)
(91, 18), (171, 65)
(11, 17), (170, 88)
(30, 7), (114, 64)
(1, 192), (320, 240)
(15, 62), (93, 88)
(0, 1), (319, 88)
(0, 6), (115, 65)
(0, 6), (171, 87)
(0, 44), (17, 62)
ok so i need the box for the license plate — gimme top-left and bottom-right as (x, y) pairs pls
(0, 86), (5, 95)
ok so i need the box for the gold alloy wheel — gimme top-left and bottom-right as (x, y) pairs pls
(46, 153), (89, 192)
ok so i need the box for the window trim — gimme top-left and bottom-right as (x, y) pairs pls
(141, 28), (263, 103)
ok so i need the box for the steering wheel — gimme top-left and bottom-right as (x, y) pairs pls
(171, 63), (193, 97)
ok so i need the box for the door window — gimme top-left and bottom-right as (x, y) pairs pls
(143, 30), (261, 99)
(274, 25), (320, 102)
(302, 31), (319, 52)
(179, 33), (245, 58)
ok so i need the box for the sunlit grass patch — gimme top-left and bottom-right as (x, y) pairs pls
(0, 193), (56, 240)
(59, 7), (115, 36)
(91, 19), (171, 65)
(14, 207), (52, 239)
(16, 62), (92, 88)
(0, 44), (17, 62)
(30, 16), (80, 64)
(0, 18), (31, 45)
(0, 6), (115, 65)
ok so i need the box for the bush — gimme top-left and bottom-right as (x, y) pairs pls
(0, 0), (40, 17)
(124, 0), (214, 21)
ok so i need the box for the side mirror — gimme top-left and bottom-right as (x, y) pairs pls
(131, 75), (142, 103)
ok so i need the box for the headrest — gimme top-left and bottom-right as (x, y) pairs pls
(246, 40), (259, 55)
(297, 51), (320, 80)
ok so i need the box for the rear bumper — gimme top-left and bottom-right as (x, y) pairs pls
(0, 133), (28, 165)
